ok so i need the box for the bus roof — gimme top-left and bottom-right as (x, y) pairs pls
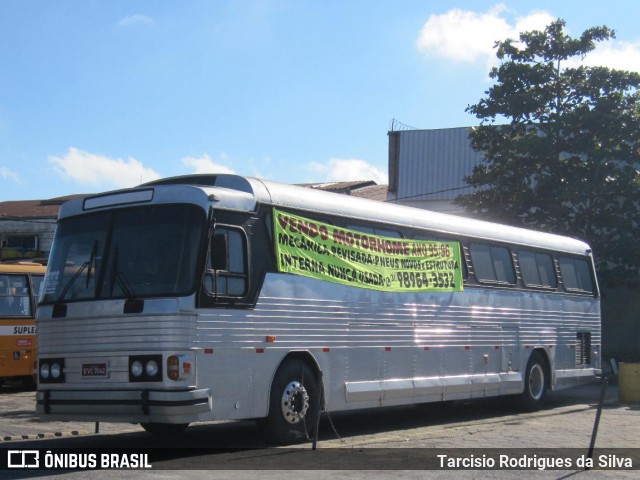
(253, 177), (591, 256)
(66, 174), (592, 256)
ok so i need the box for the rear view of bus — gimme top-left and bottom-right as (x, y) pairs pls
(0, 263), (45, 387)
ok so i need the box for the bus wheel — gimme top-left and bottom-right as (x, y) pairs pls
(262, 360), (319, 445)
(140, 422), (189, 436)
(517, 351), (547, 412)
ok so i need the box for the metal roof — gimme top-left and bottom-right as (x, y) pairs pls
(0, 195), (85, 219)
(252, 176), (590, 255)
(297, 180), (377, 192)
(56, 175), (592, 255)
(299, 181), (388, 201)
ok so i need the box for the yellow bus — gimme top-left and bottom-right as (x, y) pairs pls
(0, 262), (46, 387)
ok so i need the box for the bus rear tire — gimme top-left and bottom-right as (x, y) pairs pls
(261, 360), (319, 445)
(516, 351), (547, 412)
(140, 422), (189, 436)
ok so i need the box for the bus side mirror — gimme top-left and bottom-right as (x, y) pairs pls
(211, 233), (228, 271)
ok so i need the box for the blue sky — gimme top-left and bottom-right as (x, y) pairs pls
(1, 1), (639, 200)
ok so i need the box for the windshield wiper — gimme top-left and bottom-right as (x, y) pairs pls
(115, 271), (135, 298)
(109, 246), (136, 298)
(109, 247), (141, 313)
(55, 240), (98, 304)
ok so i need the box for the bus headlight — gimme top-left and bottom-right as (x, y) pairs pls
(50, 362), (62, 379)
(39, 358), (65, 383)
(128, 355), (162, 382)
(145, 360), (159, 377)
(130, 361), (144, 378)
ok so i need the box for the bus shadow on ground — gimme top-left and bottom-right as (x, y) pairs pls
(0, 383), (36, 394)
(5, 383), (611, 451)
(4, 384), (629, 477)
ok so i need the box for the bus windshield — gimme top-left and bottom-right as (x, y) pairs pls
(0, 274), (33, 317)
(41, 204), (205, 304)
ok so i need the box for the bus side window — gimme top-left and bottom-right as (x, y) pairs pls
(207, 227), (248, 297)
(0, 275), (10, 316)
(559, 256), (594, 294)
(0, 274), (30, 316)
(469, 243), (516, 285)
(518, 250), (557, 288)
(211, 234), (228, 270)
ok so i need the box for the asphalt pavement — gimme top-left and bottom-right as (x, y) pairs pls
(0, 381), (638, 479)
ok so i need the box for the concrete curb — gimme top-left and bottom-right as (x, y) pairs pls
(1, 430), (89, 442)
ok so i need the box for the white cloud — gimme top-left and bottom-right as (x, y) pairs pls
(416, 5), (640, 73)
(308, 158), (388, 185)
(50, 148), (161, 189)
(118, 14), (154, 28)
(181, 154), (235, 174)
(580, 41), (640, 72)
(416, 4), (554, 66)
(0, 166), (20, 183)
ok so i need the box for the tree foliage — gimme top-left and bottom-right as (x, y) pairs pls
(456, 19), (640, 286)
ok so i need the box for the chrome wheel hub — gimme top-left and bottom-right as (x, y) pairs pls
(281, 380), (309, 424)
(528, 364), (544, 400)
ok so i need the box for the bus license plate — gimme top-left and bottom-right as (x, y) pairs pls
(82, 363), (107, 377)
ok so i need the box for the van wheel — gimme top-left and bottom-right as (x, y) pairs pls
(517, 351), (547, 412)
(140, 422), (189, 436)
(261, 360), (319, 445)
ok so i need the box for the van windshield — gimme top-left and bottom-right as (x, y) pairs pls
(41, 205), (205, 304)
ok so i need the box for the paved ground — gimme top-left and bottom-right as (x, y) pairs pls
(0, 381), (638, 478)
(4, 381), (635, 448)
(0, 385), (139, 441)
(316, 381), (638, 450)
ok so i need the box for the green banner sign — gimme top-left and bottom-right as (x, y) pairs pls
(273, 208), (464, 292)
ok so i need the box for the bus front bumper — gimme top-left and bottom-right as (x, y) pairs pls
(36, 388), (212, 424)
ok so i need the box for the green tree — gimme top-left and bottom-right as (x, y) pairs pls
(456, 19), (640, 286)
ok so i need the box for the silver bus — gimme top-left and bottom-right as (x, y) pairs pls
(36, 175), (600, 443)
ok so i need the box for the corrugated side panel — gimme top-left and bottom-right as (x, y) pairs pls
(396, 127), (484, 201)
(195, 274), (601, 352)
(37, 298), (197, 356)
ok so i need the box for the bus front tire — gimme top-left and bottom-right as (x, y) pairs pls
(140, 422), (189, 436)
(261, 360), (320, 445)
(516, 351), (547, 412)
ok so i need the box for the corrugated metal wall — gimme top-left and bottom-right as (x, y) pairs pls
(393, 127), (484, 202)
